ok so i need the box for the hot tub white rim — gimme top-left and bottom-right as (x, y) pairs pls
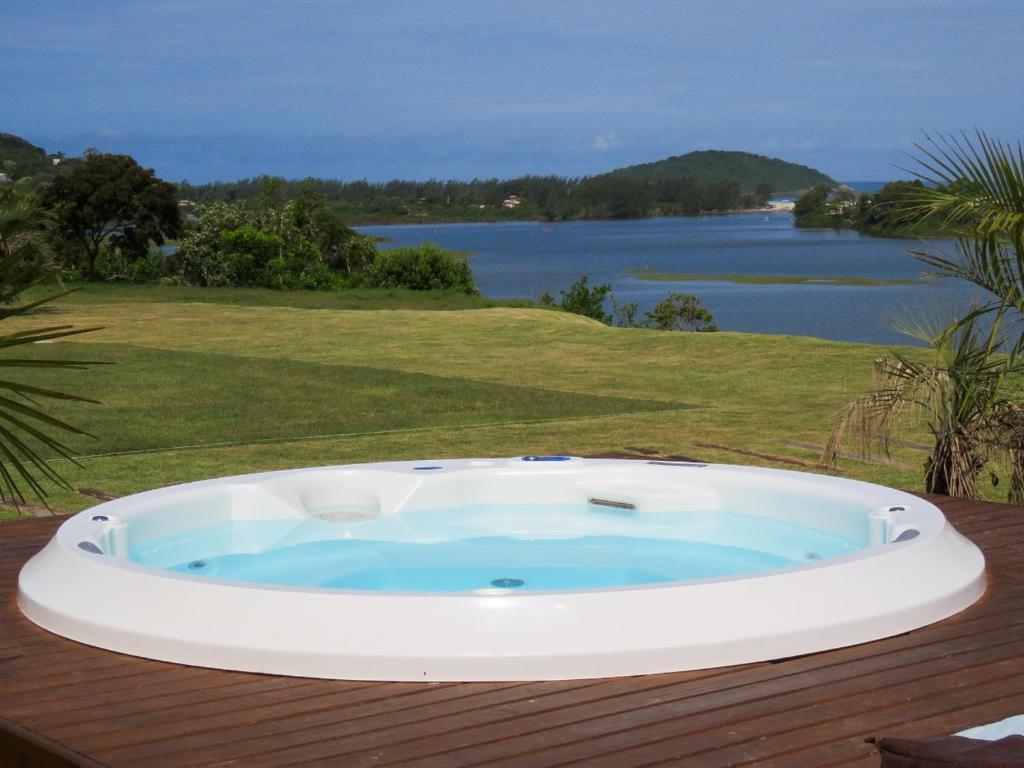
(17, 458), (988, 681)
(50, 458), (946, 599)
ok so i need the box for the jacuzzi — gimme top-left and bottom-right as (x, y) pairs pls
(18, 457), (986, 681)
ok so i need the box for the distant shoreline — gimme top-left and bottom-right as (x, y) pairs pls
(350, 206), (795, 228)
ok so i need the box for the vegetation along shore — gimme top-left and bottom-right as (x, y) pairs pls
(0, 129), (1019, 515)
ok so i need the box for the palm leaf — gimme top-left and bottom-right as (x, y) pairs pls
(0, 223), (103, 505)
(897, 131), (1024, 238)
(822, 312), (1020, 498)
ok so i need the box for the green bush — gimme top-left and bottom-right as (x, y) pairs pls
(174, 196), (375, 290)
(92, 246), (167, 283)
(365, 242), (478, 293)
(559, 275), (612, 323)
(299, 263), (342, 290)
(645, 293), (717, 331)
(128, 251), (166, 283)
(220, 226), (284, 286)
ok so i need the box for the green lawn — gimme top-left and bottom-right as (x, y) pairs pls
(0, 283), (965, 519)
(44, 283), (541, 311)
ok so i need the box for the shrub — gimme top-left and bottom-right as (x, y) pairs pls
(219, 226), (284, 286)
(645, 293), (717, 332)
(365, 242), (478, 294)
(559, 275), (612, 323)
(612, 299), (641, 328)
(91, 246), (166, 283)
(175, 202), (248, 286)
(127, 250), (166, 283)
(299, 263), (341, 290)
(173, 198), (368, 290)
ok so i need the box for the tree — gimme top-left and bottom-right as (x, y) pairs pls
(792, 185), (838, 228)
(823, 314), (1020, 498)
(753, 183), (774, 207)
(644, 293), (718, 332)
(41, 152), (181, 279)
(287, 187), (376, 274)
(893, 132), (1024, 500)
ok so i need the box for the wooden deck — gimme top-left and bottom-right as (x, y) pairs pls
(1, 494), (1023, 768)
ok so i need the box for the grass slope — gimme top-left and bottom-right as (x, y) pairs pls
(0, 284), (975, 519)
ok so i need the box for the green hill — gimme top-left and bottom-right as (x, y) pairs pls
(605, 150), (836, 194)
(0, 133), (60, 181)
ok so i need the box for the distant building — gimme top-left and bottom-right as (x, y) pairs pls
(503, 195), (522, 209)
(178, 199), (198, 209)
(0, 173), (11, 183)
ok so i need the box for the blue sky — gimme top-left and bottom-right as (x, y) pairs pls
(3, 0), (1022, 183)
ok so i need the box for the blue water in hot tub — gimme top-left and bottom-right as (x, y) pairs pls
(130, 503), (862, 592)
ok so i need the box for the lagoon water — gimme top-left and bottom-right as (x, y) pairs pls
(360, 213), (986, 346)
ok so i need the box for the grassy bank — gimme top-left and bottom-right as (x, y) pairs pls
(0, 283), (971, 519)
(627, 270), (932, 287)
(39, 283), (538, 311)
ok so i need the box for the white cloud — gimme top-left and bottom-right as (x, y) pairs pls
(593, 133), (620, 151)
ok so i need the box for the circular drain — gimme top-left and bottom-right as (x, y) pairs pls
(805, 552), (821, 561)
(188, 560), (207, 570)
(490, 577), (525, 589)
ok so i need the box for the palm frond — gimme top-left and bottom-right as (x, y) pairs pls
(0, 201), (103, 505)
(897, 131), (1024, 238)
(822, 311), (1020, 497)
(910, 237), (1023, 313)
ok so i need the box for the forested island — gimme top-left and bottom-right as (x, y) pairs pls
(177, 150), (834, 224)
(3, 133), (836, 225)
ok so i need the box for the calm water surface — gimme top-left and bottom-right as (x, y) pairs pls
(360, 213), (985, 345)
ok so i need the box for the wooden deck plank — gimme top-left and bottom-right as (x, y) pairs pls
(325, 635), (1024, 768)
(1, 494), (1022, 768)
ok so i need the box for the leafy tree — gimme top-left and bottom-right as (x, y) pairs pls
(792, 185), (832, 226)
(174, 202), (249, 286)
(288, 187), (376, 274)
(645, 293), (718, 331)
(558, 276), (612, 323)
(0, 251), (101, 505)
(40, 152), (181, 279)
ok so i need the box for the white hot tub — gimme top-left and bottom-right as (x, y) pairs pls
(18, 457), (986, 681)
